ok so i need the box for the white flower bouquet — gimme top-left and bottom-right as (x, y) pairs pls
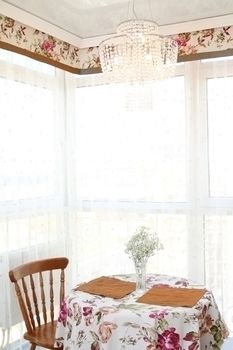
(125, 226), (163, 264)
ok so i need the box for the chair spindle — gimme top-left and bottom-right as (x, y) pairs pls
(49, 270), (54, 322)
(60, 269), (65, 305)
(39, 272), (47, 324)
(22, 277), (36, 330)
(30, 274), (41, 326)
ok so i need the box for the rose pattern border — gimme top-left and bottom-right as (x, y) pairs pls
(174, 26), (233, 57)
(1, 14), (233, 72)
(0, 14), (80, 69)
(55, 274), (229, 350)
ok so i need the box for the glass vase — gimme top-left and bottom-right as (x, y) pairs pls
(133, 258), (148, 291)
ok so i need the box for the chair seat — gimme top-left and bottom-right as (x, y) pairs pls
(24, 321), (62, 350)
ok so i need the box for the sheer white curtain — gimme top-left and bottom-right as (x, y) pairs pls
(70, 67), (194, 285)
(0, 50), (69, 347)
(1, 47), (233, 348)
(71, 71), (188, 280)
(72, 58), (233, 334)
(198, 58), (233, 333)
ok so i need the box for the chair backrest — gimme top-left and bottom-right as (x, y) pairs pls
(9, 257), (69, 334)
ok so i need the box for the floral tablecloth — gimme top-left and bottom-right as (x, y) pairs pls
(56, 274), (229, 350)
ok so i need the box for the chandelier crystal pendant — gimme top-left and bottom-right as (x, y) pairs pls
(98, 19), (178, 84)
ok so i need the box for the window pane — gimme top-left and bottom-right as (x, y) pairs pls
(75, 77), (186, 202)
(74, 212), (189, 282)
(205, 215), (233, 318)
(0, 48), (55, 75)
(0, 77), (57, 200)
(0, 214), (60, 253)
(208, 77), (233, 197)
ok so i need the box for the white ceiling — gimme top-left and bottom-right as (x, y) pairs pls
(2, 0), (233, 40)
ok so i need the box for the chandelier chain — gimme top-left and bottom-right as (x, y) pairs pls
(132, 0), (138, 19)
(147, 0), (153, 21)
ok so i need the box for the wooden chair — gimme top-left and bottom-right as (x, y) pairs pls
(9, 257), (69, 350)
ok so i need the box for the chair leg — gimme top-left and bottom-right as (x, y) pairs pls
(30, 343), (36, 350)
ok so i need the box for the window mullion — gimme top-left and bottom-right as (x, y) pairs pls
(184, 61), (207, 283)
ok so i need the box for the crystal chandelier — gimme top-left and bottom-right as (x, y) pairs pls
(99, 14), (178, 84)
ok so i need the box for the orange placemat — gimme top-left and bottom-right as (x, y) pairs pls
(137, 287), (206, 307)
(75, 276), (136, 299)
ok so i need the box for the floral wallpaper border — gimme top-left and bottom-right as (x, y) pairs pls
(0, 14), (81, 73)
(1, 14), (233, 73)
